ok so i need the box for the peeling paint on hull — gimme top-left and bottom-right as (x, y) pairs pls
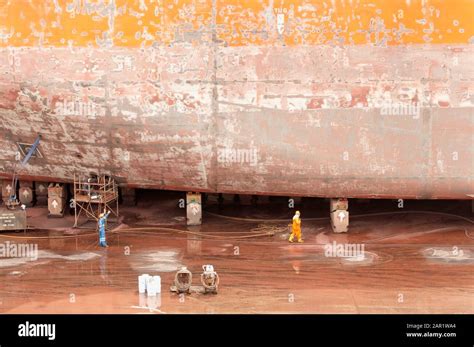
(0, 1), (473, 199)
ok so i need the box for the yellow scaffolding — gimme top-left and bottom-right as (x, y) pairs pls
(73, 173), (119, 228)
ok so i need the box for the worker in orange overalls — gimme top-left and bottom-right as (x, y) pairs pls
(289, 210), (303, 243)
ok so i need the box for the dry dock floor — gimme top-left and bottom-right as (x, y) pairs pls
(0, 195), (472, 313)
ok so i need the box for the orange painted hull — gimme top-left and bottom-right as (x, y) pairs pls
(0, 1), (472, 199)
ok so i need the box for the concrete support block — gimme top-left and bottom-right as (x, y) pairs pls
(35, 182), (49, 206)
(48, 183), (66, 217)
(1, 180), (14, 202)
(330, 198), (349, 233)
(19, 181), (34, 207)
(186, 192), (202, 226)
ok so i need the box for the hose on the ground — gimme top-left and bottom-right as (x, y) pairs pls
(0, 210), (471, 241)
(111, 226), (279, 239)
(0, 225), (284, 240)
(205, 209), (474, 224)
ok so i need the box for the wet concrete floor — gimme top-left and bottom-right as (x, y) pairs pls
(0, 194), (473, 313)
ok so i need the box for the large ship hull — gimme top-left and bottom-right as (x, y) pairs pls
(0, 0), (472, 199)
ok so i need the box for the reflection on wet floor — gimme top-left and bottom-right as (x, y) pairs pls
(0, 196), (472, 313)
(422, 247), (474, 264)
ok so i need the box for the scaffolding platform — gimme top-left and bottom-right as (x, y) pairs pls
(73, 173), (119, 228)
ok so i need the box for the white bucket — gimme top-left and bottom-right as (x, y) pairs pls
(153, 275), (161, 294)
(147, 277), (157, 296)
(138, 274), (149, 293)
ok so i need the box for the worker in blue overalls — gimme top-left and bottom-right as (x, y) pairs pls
(98, 209), (111, 247)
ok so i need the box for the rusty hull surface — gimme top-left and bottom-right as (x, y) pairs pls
(0, 1), (473, 199)
(0, 196), (473, 314)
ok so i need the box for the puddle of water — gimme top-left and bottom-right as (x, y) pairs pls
(37, 250), (100, 261)
(283, 246), (391, 267)
(0, 250), (100, 268)
(9, 271), (24, 276)
(422, 247), (474, 263)
(130, 250), (183, 273)
(340, 251), (377, 265)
